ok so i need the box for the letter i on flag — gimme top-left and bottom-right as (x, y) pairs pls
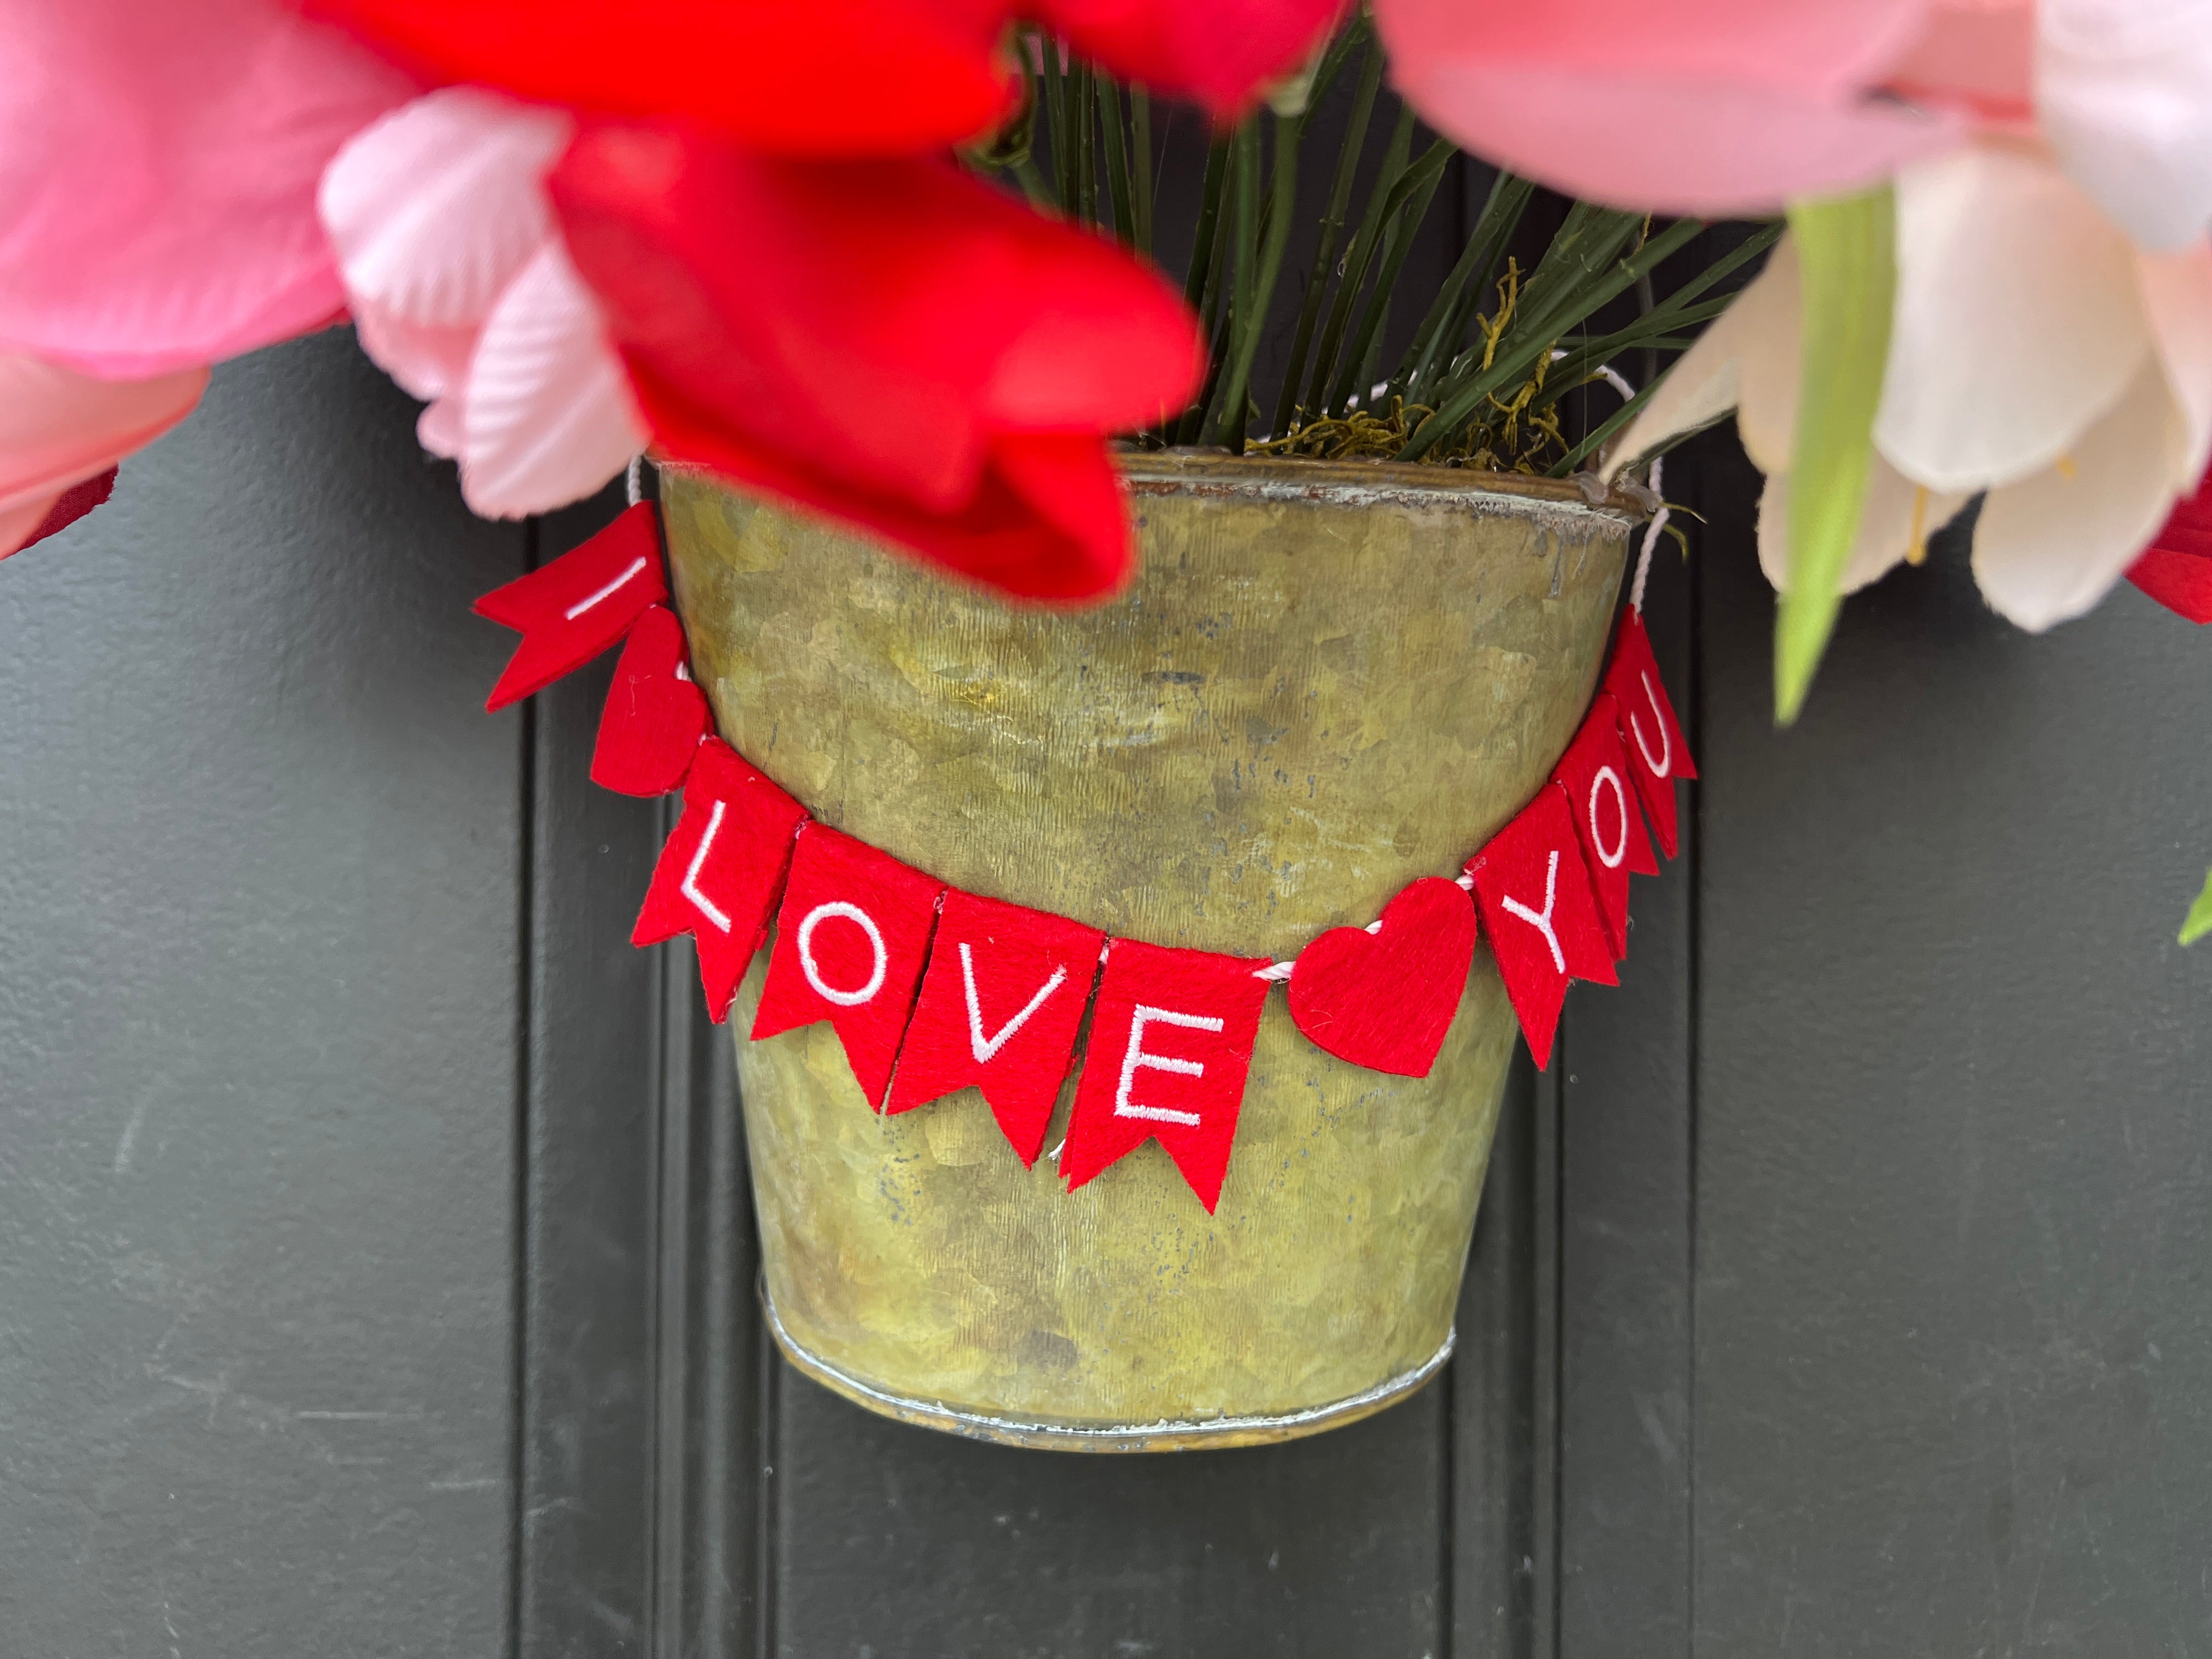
(474, 502), (668, 710)
(633, 740), (808, 1022)
(1464, 788), (1615, 1070)
(1601, 610), (1696, 859)
(884, 890), (1105, 1166)
(752, 826), (945, 1109)
(1060, 939), (1271, 1212)
(1549, 692), (1657, 961)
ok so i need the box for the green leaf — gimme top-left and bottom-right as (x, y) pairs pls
(1775, 187), (1895, 725)
(2181, 866), (2212, 946)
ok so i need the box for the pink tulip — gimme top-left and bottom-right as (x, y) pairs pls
(1, 355), (208, 557)
(0, 0), (412, 378)
(1373, 0), (1965, 215)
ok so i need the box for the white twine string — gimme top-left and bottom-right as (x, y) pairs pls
(1249, 871), (1479, 985)
(625, 453), (646, 508)
(1631, 454), (1666, 615)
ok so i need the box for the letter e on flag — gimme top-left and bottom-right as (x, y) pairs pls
(1060, 939), (1271, 1212)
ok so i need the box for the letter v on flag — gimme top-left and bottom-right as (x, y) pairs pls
(884, 890), (1105, 1166)
(1060, 939), (1270, 1213)
(633, 740), (808, 1023)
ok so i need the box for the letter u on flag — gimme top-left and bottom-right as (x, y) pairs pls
(1060, 939), (1271, 1212)
(1601, 610), (1696, 859)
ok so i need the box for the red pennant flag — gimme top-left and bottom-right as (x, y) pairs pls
(1549, 692), (1656, 960)
(1464, 787), (1615, 1070)
(752, 826), (945, 1108)
(1601, 610), (1695, 859)
(633, 740), (808, 1022)
(883, 890), (1106, 1165)
(590, 603), (711, 796)
(474, 502), (668, 710)
(1060, 939), (1271, 1212)
(1286, 876), (1478, 1078)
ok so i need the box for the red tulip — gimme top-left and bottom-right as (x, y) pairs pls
(1031, 0), (1348, 120)
(299, 0), (1015, 155)
(549, 126), (1204, 600)
(302, 0), (1340, 149)
(2127, 465), (2212, 623)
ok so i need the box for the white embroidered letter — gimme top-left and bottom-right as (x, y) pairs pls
(797, 901), (888, 1007)
(680, 799), (733, 933)
(1113, 1005), (1223, 1126)
(1628, 670), (1672, 777)
(960, 943), (1066, 1064)
(563, 555), (650, 620)
(1499, 849), (1566, 974)
(1588, 766), (1629, 870)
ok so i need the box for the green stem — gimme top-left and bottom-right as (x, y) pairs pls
(1268, 40), (1385, 438)
(1098, 78), (1136, 246)
(1209, 114), (1302, 450)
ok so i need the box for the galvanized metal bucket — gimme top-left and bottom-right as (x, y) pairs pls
(659, 452), (1633, 1450)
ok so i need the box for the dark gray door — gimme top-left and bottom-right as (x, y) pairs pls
(5, 335), (2210, 1658)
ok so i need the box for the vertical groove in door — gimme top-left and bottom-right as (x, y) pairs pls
(508, 517), (540, 1659)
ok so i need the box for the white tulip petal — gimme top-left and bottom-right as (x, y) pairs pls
(319, 87), (572, 329)
(458, 244), (647, 519)
(2136, 239), (2212, 488)
(1970, 360), (2183, 630)
(1605, 235), (1798, 479)
(1730, 234), (1803, 475)
(2039, 0), (2212, 251)
(1756, 454), (1971, 596)
(1876, 143), (2149, 493)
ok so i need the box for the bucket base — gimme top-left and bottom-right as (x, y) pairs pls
(762, 1286), (1456, 1453)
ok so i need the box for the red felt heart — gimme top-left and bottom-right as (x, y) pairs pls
(1286, 876), (1479, 1078)
(591, 603), (711, 796)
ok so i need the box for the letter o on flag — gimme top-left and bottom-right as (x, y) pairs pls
(796, 901), (888, 1007)
(1588, 766), (1629, 871)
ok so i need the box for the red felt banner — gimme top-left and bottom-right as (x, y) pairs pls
(1602, 609), (1696, 859)
(1286, 876), (1478, 1077)
(1549, 691), (1656, 960)
(590, 603), (710, 795)
(474, 501), (669, 710)
(1059, 938), (1270, 1212)
(632, 738), (807, 1022)
(752, 825), (945, 1108)
(884, 889), (1106, 1165)
(1464, 786), (1615, 1070)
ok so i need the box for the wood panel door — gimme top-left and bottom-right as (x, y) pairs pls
(6, 334), (2210, 1659)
